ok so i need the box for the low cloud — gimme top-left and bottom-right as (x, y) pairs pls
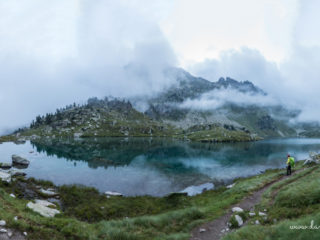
(179, 86), (278, 111)
(188, 45), (320, 122)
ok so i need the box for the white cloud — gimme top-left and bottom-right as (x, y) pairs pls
(0, 0), (176, 134)
(180, 87), (278, 111)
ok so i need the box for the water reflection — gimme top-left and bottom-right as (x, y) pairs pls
(0, 138), (319, 196)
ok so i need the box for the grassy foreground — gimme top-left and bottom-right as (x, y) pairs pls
(223, 163), (320, 240)
(0, 161), (318, 239)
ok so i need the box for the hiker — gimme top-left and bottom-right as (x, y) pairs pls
(286, 154), (295, 175)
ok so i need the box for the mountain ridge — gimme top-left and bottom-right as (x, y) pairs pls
(1, 67), (318, 143)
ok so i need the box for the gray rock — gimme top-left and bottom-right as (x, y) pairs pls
(258, 211), (267, 216)
(199, 228), (206, 233)
(255, 220), (260, 225)
(27, 199), (60, 217)
(249, 212), (256, 216)
(0, 171), (11, 183)
(9, 193), (16, 198)
(226, 183), (235, 189)
(0, 220), (6, 226)
(12, 155), (30, 166)
(0, 229), (7, 233)
(235, 215), (243, 227)
(232, 207), (244, 213)
(7, 230), (12, 237)
(40, 188), (58, 197)
(105, 191), (123, 197)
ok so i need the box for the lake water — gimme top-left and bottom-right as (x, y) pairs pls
(0, 137), (319, 196)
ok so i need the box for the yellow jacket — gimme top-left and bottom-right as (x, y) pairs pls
(287, 157), (295, 167)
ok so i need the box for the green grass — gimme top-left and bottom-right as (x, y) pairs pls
(222, 163), (320, 240)
(0, 165), (286, 239)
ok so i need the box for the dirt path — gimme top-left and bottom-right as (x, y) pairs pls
(190, 167), (309, 240)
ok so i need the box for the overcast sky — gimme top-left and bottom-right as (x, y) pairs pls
(0, 0), (319, 133)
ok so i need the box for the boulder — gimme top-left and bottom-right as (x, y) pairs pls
(0, 220), (6, 226)
(12, 155), (30, 166)
(255, 220), (260, 225)
(26, 199), (60, 217)
(235, 215), (243, 226)
(0, 163), (12, 169)
(232, 207), (244, 213)
(0, 171), (11, 183)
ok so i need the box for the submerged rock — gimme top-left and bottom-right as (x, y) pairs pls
(12, 155), (30, 166)
(27, 199), (60, 217)
(180, 182), (214, 196)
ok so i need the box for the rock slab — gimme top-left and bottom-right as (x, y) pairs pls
(27, 199), (60, 217)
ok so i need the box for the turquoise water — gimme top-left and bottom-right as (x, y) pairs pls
(0, 138), (319, 196)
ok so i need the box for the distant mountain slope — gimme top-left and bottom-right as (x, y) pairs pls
(143, 68), (298, 138)
(2, 67), (318, 143)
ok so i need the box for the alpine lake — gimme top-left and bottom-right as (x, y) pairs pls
(0, 137), (319, 196)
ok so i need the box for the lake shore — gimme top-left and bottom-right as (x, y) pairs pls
(0, 156), (319, 239)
